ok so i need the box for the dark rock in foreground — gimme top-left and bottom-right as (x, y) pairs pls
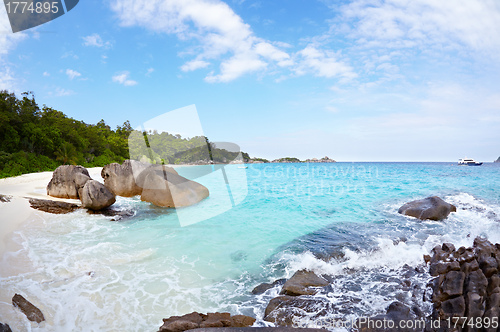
(398, 196), (456, 221)
(29, 198), (80, 214)
(190, 328), (325, 332)
(0, 194), (12, 203)
(46, 165), (90, 199)
(12, 293), (45, 323)
(251, 278), (286, 295)
(0, 323), (12, 332)
(158, 312), (255, 332)
(264, 295), (336, 327)
(279, 270), (329, 296)
(426, 237), (500, 326)
(355, 301), (419, 332)
(86, 207), (135, 221)
(80, 180), (116, 210)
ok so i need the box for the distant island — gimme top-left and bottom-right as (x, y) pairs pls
(0, 90), (337, 179)
(495, 157), (500, 163)
(247, 156), (336, 164)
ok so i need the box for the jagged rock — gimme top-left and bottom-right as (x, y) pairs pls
(438, 296), (465, 318)
(279, 270), (329, 296)
(356, 302), (416, 332)
(487, 275), (500, 294)
(466, 292), (485, 317)
(441, 271), (465, 297)
(12, 294), (45, 323)
(264, 295), (334, 327)
(0, 194), (12, 203)
(80, 180), (116, 210)
(47, 165), (90, 199)
(466, 269), (488, 297)
(428, 237), (500, 324)
(139, 166), (209, 208)
(251, 278), (286, 295)
(29, 198), (80, 214)
(429, 261), (460, 276)
(101, 160), (158, 197)
(158, 312), (255, 332)
(0, 323), (12, 332)
(460, 259), (479, 275)
(398, 196), (456, 221)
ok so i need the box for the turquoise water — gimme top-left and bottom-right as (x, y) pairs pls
(1, 163), (500, 331)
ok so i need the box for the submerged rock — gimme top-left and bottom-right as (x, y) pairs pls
(398, 196), (456, 221)
(12, 294), (45, 323)
(80, 180), (116, 210)
(0, 323), (12, 332)
(264, 295), (335, 327)
(280, 269), (329, 296)
(0, 194), (12, 203)
(251, 278), (287, 295)
(355, 301), (418, 332)
(86, 207), (134, 221)
(47, 165), (90, 199)
(158, 312), (255, 332)
(29, 198), (80, 214)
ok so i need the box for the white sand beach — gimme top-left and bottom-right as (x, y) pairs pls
(0, 168), (103, 256)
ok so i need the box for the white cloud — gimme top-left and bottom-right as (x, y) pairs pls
(146, 67), (155, 76)
(110, 0), (295, 82)
(338, 0), (500, 54)
(61, 51), (79, 60)
(66, 69), (81, 80)
(294, 45), (357, 81)
(53, 88), (75, 97)
(82, 33), (112, 48)
(43, 71), (50, 77)
(112, 71), (138, 86)
(0, 10), (27, 91)
(205, 53), (266, 83)
(181, 59), (210, 72)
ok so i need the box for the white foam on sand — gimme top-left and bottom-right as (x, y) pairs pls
(0, 167), (103, 255)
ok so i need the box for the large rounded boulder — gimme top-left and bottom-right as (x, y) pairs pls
(398, 196), (457, 221)
(80, 180), (116, 210)
(47, 165), (91, 199)
(138, 166), (209, 208)
(101, 160), (177, 197)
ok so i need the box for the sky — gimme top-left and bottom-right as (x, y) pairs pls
(1, 0), (500, 162)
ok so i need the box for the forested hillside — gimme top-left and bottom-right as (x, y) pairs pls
(0, 91), (248, 178)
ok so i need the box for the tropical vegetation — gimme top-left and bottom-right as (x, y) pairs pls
(0, 91), (249, 178)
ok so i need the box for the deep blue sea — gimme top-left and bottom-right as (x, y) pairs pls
(2, 162), (500, 331)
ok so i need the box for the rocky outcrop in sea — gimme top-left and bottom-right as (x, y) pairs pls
(398, 196), (457, 221)
(426, 237), (500, 328)
(158, 312), (256, 332)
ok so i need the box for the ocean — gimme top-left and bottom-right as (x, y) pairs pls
(1, 162), (500, 331)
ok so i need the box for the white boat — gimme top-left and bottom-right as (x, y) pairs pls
(458, 157), (483, 166)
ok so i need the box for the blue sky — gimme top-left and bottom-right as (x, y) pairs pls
(1, 0), (500, 161)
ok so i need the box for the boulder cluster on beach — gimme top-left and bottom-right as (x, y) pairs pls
(46, 165), (115, 210)
(35, 160), (209, 214)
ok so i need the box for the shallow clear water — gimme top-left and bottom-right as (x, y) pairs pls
(1, 163), (500, 331)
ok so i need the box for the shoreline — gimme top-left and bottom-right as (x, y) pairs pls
(0, 168), (103, 257)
